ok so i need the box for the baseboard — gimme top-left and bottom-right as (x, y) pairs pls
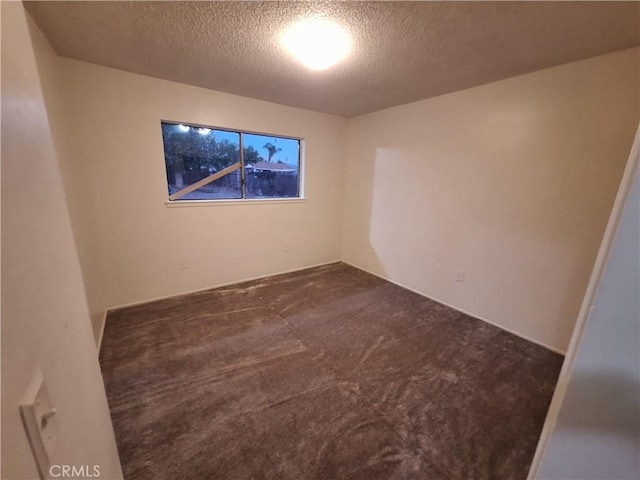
(97, 259), (342, 352)
(98, 257), (565, 356)
(97, 310), (108, 352)
(97, 256), (566, 356)
(341, 260), (566, 356)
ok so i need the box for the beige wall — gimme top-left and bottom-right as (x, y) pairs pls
(1, 3), (123, 478)
(50, 58), (348, 339)
(342, 48), (640, 353)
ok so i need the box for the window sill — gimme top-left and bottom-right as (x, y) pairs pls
(164, 198), (307, 207)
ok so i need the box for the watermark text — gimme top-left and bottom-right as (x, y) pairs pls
(49, 465), (101, 478)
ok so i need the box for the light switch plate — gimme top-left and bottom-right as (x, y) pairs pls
(20, 369), (58, 480)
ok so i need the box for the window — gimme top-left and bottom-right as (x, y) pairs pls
(161, 121), (302, 202)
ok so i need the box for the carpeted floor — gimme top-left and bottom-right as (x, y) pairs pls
(99, 262), (563, 480)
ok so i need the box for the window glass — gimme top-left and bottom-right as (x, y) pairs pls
(243, 133), (300, 199)
(161, 122), (300, 201)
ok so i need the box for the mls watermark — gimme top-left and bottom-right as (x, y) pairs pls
(49, 465), (101, 478)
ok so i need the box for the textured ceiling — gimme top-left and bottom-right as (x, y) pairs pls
(25, 1), (640, 117)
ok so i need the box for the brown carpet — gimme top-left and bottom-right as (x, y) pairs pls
(99, 262), (563, 480)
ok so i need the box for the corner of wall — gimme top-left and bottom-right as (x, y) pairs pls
(2, 3), (123, 477)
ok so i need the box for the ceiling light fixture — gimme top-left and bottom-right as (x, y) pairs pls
(178, 124), (190, 132)
(197, 128), (211, 135)
(280, 17), (352, 71)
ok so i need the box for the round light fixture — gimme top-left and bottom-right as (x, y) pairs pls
(280, 17), (352, 71)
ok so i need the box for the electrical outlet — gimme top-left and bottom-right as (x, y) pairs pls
(20, 369), (58, 480)
(179, 259), (188, 269)
(455, 270), (465, 282)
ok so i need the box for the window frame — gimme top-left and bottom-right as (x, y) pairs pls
(161, 119), (305, 205)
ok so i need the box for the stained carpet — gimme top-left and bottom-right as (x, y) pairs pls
(99, 262), (563, 480)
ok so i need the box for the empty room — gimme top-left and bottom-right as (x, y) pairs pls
(2, 1), (639, 479)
